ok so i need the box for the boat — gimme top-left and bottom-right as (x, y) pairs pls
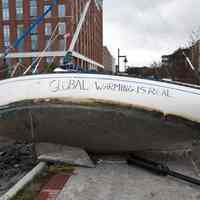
(0, 73), (199, 153)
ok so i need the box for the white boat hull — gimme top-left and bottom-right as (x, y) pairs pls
(0, 74), (199, 152)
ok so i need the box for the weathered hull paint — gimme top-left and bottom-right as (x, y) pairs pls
(0, 74), (199, 152)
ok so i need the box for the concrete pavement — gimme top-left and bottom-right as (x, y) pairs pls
(57, 160), (200, 200)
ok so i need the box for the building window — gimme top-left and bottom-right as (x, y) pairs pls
(3, 9), (9, 20)
(31, 34), (38, 51)
(17, 24), (24, 37)
(45, 39), (51, 51)
(58, 4), (65, 17)
(60, 57), (64, 65)
(2, 0), (9, 20)
(45, 23), (52, 36)
(58, 22), (66, 35)
(18, 58), (24, 64)
(3, 25), (10, 48)
(29, 0), (37, 17)
(59, 39), (65, 50)
(46, 57), (53, 64)
(17, 24), (24, 51)
(29, 20), (38, 51)
(2, 0), (8, 7)
(16, 0), (23, 20)
(5, 58), (11, 66)
(30, 57), (37, 72)
(30, 22), (37, 34)
(44, 5), (51, 18)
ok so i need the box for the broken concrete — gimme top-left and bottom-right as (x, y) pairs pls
(36, 143), (95, 168)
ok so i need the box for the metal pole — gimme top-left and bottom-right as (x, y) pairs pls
(118, 48), (120, 73)
(128, 155), (200, 186)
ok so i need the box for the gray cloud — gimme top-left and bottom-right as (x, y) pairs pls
(103, 0), (200, 67)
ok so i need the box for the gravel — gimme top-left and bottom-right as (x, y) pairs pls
(0, 142), (37, 196)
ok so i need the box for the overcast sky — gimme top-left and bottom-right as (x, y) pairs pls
(103, 0), (200, 68)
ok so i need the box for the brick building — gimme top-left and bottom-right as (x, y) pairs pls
(0, 0), (103, 76)
(161, 48), (200, 84)
(103, 46), (115, 74)
(191, 40), (200, 72)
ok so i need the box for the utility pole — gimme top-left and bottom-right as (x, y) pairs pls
(117, 48), (120, 73)
(117, 48), (128, 73)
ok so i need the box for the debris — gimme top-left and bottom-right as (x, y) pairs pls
(0, 142), (36, 196)
(1, 162), (46, 200)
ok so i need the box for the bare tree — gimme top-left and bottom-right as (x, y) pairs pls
(150, 61), (161, 68)
(188, 26), (200, 46)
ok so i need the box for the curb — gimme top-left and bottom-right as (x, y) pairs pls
(0, 162), (46, 200)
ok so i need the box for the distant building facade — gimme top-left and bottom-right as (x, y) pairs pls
(161, 47), (200, 84)
(0, 0), (103, 77)
(161, 55), (171, 67)
(191, 40), (200, 72)
(103, 46), (115, 74)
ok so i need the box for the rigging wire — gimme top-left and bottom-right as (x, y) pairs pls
(32, 23), (60, 74)
(0, 61), (26, 74)
(45, 33), (70, 69)
(10, 62), (26, 77)
(23, 23), (59, 75)
(32, 33), (60, 74)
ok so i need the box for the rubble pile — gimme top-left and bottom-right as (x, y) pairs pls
(0, 142), (36, 195)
